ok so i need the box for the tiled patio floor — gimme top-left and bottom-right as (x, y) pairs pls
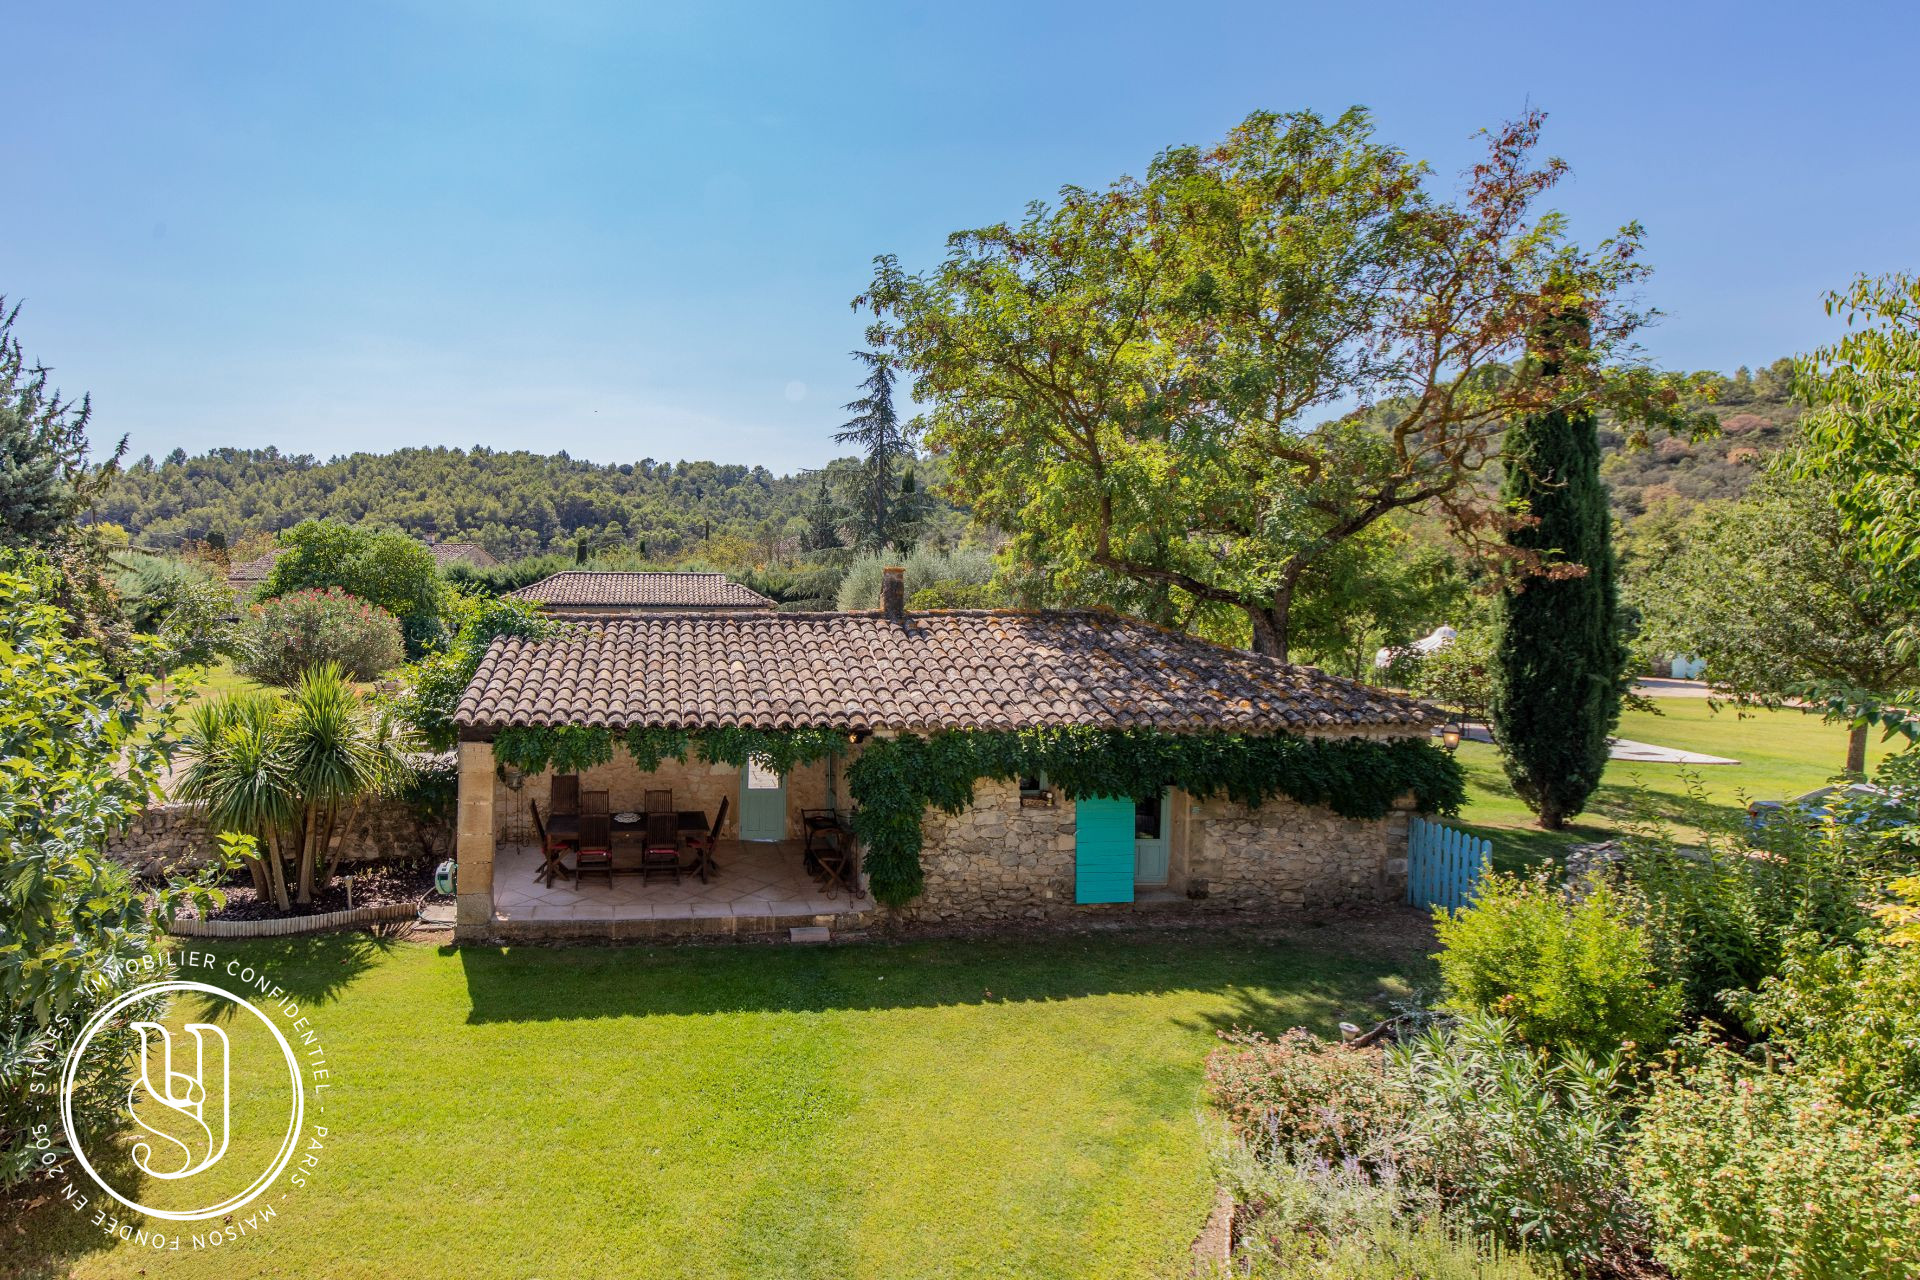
(492, 840), (872, 922)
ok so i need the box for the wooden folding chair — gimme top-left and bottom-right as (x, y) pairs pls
(643, 788), (674, 814)
(684, 796), (729, 882)
(551, 773), (581, 818)
(529, 800), (575, 887)
(582, 789), (610, 817)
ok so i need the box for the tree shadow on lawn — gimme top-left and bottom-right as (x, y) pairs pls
(179, 928), (402, 1022)
(452, 915), (1431, 1032)
(0, 1147), (150, 1280)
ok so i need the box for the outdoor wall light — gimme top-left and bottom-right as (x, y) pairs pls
(1440, 725), (1463, 753)
(497, 764), (527, 790)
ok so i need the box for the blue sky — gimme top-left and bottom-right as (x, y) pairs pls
(4, 2), (1915, 473)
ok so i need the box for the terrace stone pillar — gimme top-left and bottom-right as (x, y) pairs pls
(454, 740), (496, 937)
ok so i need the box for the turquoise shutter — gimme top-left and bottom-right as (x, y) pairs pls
(1075, 797), (1136, 904)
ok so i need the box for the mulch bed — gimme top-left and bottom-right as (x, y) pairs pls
(172, 856), (439, 922)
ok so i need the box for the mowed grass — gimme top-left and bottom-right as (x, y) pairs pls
(1459, 699), (1904, 872)
(11, 924), (1425, 1280)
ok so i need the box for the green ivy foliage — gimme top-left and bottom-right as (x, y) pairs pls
(846, 729), (1464, 905)
(487, 722), (1461, 908)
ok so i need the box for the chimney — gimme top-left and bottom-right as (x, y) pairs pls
(880, 566), (906, 621)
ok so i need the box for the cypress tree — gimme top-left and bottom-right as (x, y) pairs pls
(1490, 315), (1627, 829)
(833, 346), (912, 550)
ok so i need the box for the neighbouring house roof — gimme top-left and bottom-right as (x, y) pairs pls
(454, 609), (1439, 738)
(226, 549), (284, 588)
(508, 571), (776, 611)
(427, 541), (498, 568)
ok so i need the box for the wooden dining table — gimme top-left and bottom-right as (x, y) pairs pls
(547, 810), (714, 881)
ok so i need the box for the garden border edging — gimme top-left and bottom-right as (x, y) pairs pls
(168, 901), (419, 938)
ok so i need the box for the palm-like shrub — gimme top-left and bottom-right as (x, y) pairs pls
(234, 586), (404, 686)
(177, 665), (413, 909)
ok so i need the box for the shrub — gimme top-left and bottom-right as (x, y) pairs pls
(1394, 1013), (1644, 1271)
(1432, 871), (1680, 1057)
(1733, 878), (1920, 1111)
(1621, 771), (1902, 1022)
(235, 587), (404, 686)
(260, 518), (447, 656)
(835, 546), (996, 611)
(1205, 1028), (1411, 1165)
(1629, 1048), (1920, 1279)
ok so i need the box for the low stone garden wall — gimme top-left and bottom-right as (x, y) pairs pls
(107, 798), (449, 877)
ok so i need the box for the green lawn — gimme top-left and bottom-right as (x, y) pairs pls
(1459, 699), (1903, 872)
(10, 924), (1426, 1280)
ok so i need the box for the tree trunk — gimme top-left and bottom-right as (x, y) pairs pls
(264, 834), (292, 914)
(1846, 722), (1869, 777)
(1247, 605), (1290, 662)
(296, 806), (318, 905)
(243, 842), (269, 897)
(321, 800), (358, 888)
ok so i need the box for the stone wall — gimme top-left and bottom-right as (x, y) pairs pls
(106, 798), (448, 877)
(900, 780), (1411, 923)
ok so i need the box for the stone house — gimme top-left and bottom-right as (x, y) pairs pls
(449, 570), (1440, 942)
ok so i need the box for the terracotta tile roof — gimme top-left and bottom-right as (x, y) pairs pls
(427, 541), (498, 568)
(508, 571), (775, 610)
(455, 610), (1439, 737)
(226, 549), (283, 584)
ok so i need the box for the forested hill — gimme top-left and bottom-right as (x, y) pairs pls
(1600, 357), (1801, 519)
(98, 446), (960, 560)
(99, 360), (1796, 559)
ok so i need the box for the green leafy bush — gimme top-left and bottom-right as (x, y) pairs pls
(395, 592), (553, 751)
(1205, 1028), (1410, 1165)
(1629, 1047), (1920, 1279)
(1734, 879), (1920, 1111)
(1432, 871), (1681, 1057)
(260, 518), (447, 655)
(1622, 771), (1903, 1021)
(0, 555), (229, 1186)
(1394, 1013), (1644, 1271)
(835, 546), (996, 611)
(235, 587), (405, 686)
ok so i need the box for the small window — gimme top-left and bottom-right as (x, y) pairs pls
(1018, 771), (1047, 796)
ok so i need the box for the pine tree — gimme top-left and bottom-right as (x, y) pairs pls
(1490, 314), (1627, 829)
(833, 346), (913, 550)
(803, 477), (842, 551)
(0, 298), (112, 549)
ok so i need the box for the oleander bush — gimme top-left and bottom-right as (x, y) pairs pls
(1393, 1013), (1645, 1272)
(235, 586), (405, 686)
(1432, 871), (1681, 1057)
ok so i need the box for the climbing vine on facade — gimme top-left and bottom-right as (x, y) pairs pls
(486, 724), (1462, 907)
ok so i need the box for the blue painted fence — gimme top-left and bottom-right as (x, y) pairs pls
(1406, 816), (1491, 913)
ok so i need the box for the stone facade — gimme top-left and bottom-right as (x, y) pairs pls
(105, 797), (448, 877)
(901, 779), (1412, 923)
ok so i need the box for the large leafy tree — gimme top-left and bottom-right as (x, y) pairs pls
(261, 518), (447, 656)
(1793, 273), (1920, 590)
(1637, 470), (1920, 775)
(0, 555), (225, 1185)
(833, 346), (916, 550)
(862, 108), (1704, 657)
(1491, 315), (1627, 829)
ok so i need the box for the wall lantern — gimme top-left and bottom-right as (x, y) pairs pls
(1440, 725), (1463, 753)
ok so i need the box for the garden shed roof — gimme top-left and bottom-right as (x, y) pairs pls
(509, 571), (775, 610)
(454, 609), (1439, 738)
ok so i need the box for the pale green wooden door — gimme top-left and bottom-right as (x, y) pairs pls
(1133, 790), (1171, 887)
(738, 758), (787, 841)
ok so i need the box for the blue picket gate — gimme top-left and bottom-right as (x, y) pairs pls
(1406, 816), (1491, 913)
